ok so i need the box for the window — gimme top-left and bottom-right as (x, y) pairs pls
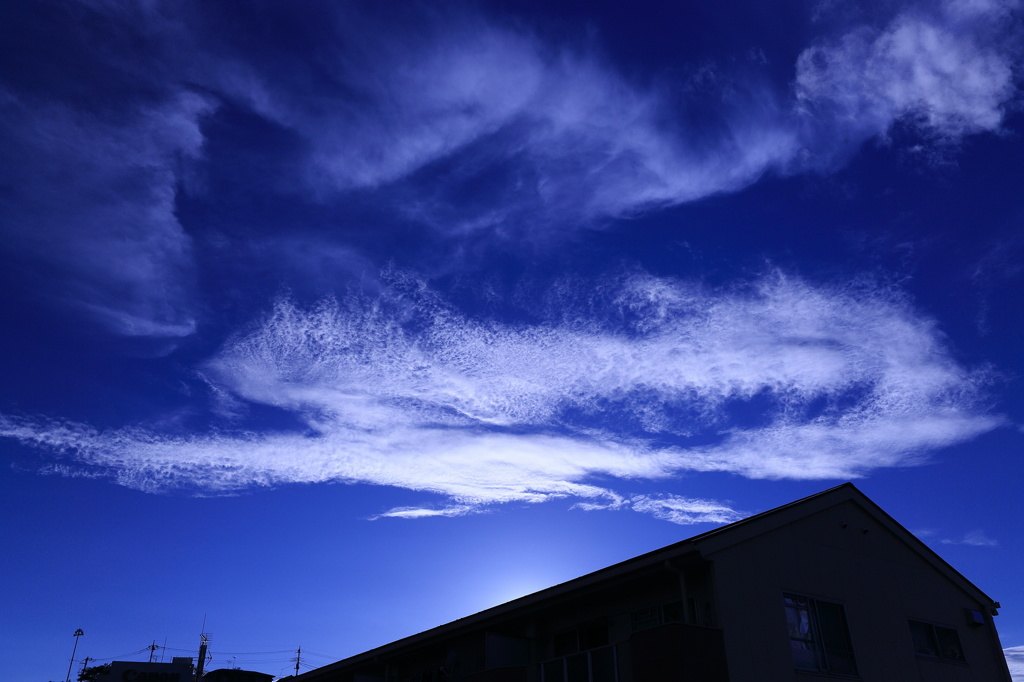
(908, 621), (966, 662)
(783, 594), (858, 675)
(578, 618), (608, 651)
(554, 618), (608, 656)
(662, 600), (683, 624)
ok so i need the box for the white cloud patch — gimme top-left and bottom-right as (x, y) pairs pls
(0, 89), (213, 336)
(627, 495), (744, 526)
(371, 505), (478, 520)
(1006, 645), (1024, 682)
(0, 271), (1001, 520)
(942, 529), (999, 546)
(796, 2), (1016, 155)
(912, 527), (999, 547)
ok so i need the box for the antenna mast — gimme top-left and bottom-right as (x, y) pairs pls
(195, 632), (209, 681)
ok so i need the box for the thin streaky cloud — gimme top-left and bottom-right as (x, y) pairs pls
(0, 88), (212, 337)
(941, 530), (999, 546)
(371, 505), (479, 521)
(194, 1), (1018, 232)
(0, 271), (1001, 520)
(1003, 645), (1024, 682)
(628, 495), (745, 526)
(911, 527), (999, 547)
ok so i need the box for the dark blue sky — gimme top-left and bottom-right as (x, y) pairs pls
(2, 1), (1023, 679)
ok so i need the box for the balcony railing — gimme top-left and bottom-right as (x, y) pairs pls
(541, 644), (616, 682)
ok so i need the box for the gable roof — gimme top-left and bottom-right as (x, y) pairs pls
(681, 482), (997, 610)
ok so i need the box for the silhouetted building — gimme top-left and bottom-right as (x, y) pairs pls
(291, 483), (1011, 681)
(91, 660), (274, 682)
(202, 669), (274, 682)
(96, 658), (194, 681)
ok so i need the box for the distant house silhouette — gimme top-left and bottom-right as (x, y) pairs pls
(290, 483), (1012, 681)
(93, 660), (272, 682)
(95, 658), (194, 682)
(202, 669), (274, 682)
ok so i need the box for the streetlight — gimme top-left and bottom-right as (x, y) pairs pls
(65, 629), (84, 682)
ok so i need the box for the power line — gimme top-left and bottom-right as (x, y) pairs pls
(207, 648), (295, 655)
(75, 639), (342, 672)
(301, 649), (343, 660)
(84, 647), (153, 663)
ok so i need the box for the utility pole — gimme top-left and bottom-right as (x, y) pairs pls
(293, 646), (301, 678)
(65, 629), (84, 682)
(80, 657), (91, 679)
(148, 641), (159, 663)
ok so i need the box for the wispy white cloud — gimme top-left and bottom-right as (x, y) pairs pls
(2, 1), (1017, 332)
(913, 527), (999, 546)
(0, 88), (213, 337)
(571, 492), (743, 526)
(203, 1), (1018, 231)
(943, 529), (999, 546)
(0, 271), (1001, 519)
(208, 13), (795, 229)
(1005, 645), (1024, 682)
(627, 495), (744, 526)
(371, 505), (479, 520)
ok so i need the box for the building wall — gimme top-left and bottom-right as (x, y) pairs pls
(707, 499), (1009, 681)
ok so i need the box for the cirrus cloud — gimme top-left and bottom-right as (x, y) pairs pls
(1, 0), (1018, 338)
(0, 271), (1001, 521)
(195, 0), (1020, 231)
(0, 89), (212, 337)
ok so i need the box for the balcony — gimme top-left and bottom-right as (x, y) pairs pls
(628, 622), (728, 682)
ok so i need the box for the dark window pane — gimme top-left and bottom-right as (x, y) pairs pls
(935, 627), (965, 662)
(790, 638), (821, 670)
(579, 618), (608, 650)
(662, 601), (683, 623)
(824, 649), (857, 676)
(784, 595), (818, 669)
(686, 596), (699, 624)
(909, 621), (939, 657)
(783, 594), (856, 674)
(817, 601), (857, 675)
(785, 597), (813, 641)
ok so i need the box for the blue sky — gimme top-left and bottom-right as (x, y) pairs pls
(1, 0), (1023, 679)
